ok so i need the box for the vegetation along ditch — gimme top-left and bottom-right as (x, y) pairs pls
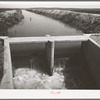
(0, 9), (24, 36)
(27, 8), (100, 34)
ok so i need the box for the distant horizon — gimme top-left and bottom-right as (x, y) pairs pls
(0, 2), (100, 8)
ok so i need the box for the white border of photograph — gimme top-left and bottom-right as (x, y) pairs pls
(0, 1), (100, 99)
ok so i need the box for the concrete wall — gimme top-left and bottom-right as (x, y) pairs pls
(82, 38), (100, 88)
(0, 38), (13, 89)
(0, 39), (3, 81)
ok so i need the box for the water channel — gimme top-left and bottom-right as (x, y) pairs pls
(8, 10), (83, 37)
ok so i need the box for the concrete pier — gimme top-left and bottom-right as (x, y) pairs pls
(45, 41), (55, 75)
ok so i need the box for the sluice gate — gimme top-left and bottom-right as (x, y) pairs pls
(0, 34), (100, 89)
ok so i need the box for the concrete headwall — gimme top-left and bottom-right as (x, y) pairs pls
(82, 37), (100, 88)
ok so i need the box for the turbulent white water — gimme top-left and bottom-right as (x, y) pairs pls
(13, 67), (65, 89)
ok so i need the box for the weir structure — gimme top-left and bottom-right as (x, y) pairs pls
(0, 34), (100, 89)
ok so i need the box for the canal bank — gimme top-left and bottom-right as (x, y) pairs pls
(0, 9), (24, 36)
(27, 9), (100, 34)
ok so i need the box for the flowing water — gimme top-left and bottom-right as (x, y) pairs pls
(8, 10), (83, 37)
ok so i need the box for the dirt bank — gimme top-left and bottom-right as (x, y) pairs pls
(27, 9), (100, 34)
(0, 9), (24, 36)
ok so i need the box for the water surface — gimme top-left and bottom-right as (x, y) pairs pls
(8, 10), (83, 37)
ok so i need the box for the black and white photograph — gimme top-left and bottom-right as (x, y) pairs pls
(0, 1), (100, 93)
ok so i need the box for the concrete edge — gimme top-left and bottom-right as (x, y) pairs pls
(89, 38), (100, 48)
(0, 37), (14, 89)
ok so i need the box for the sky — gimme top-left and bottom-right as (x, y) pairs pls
(0, 1), (100, 8)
